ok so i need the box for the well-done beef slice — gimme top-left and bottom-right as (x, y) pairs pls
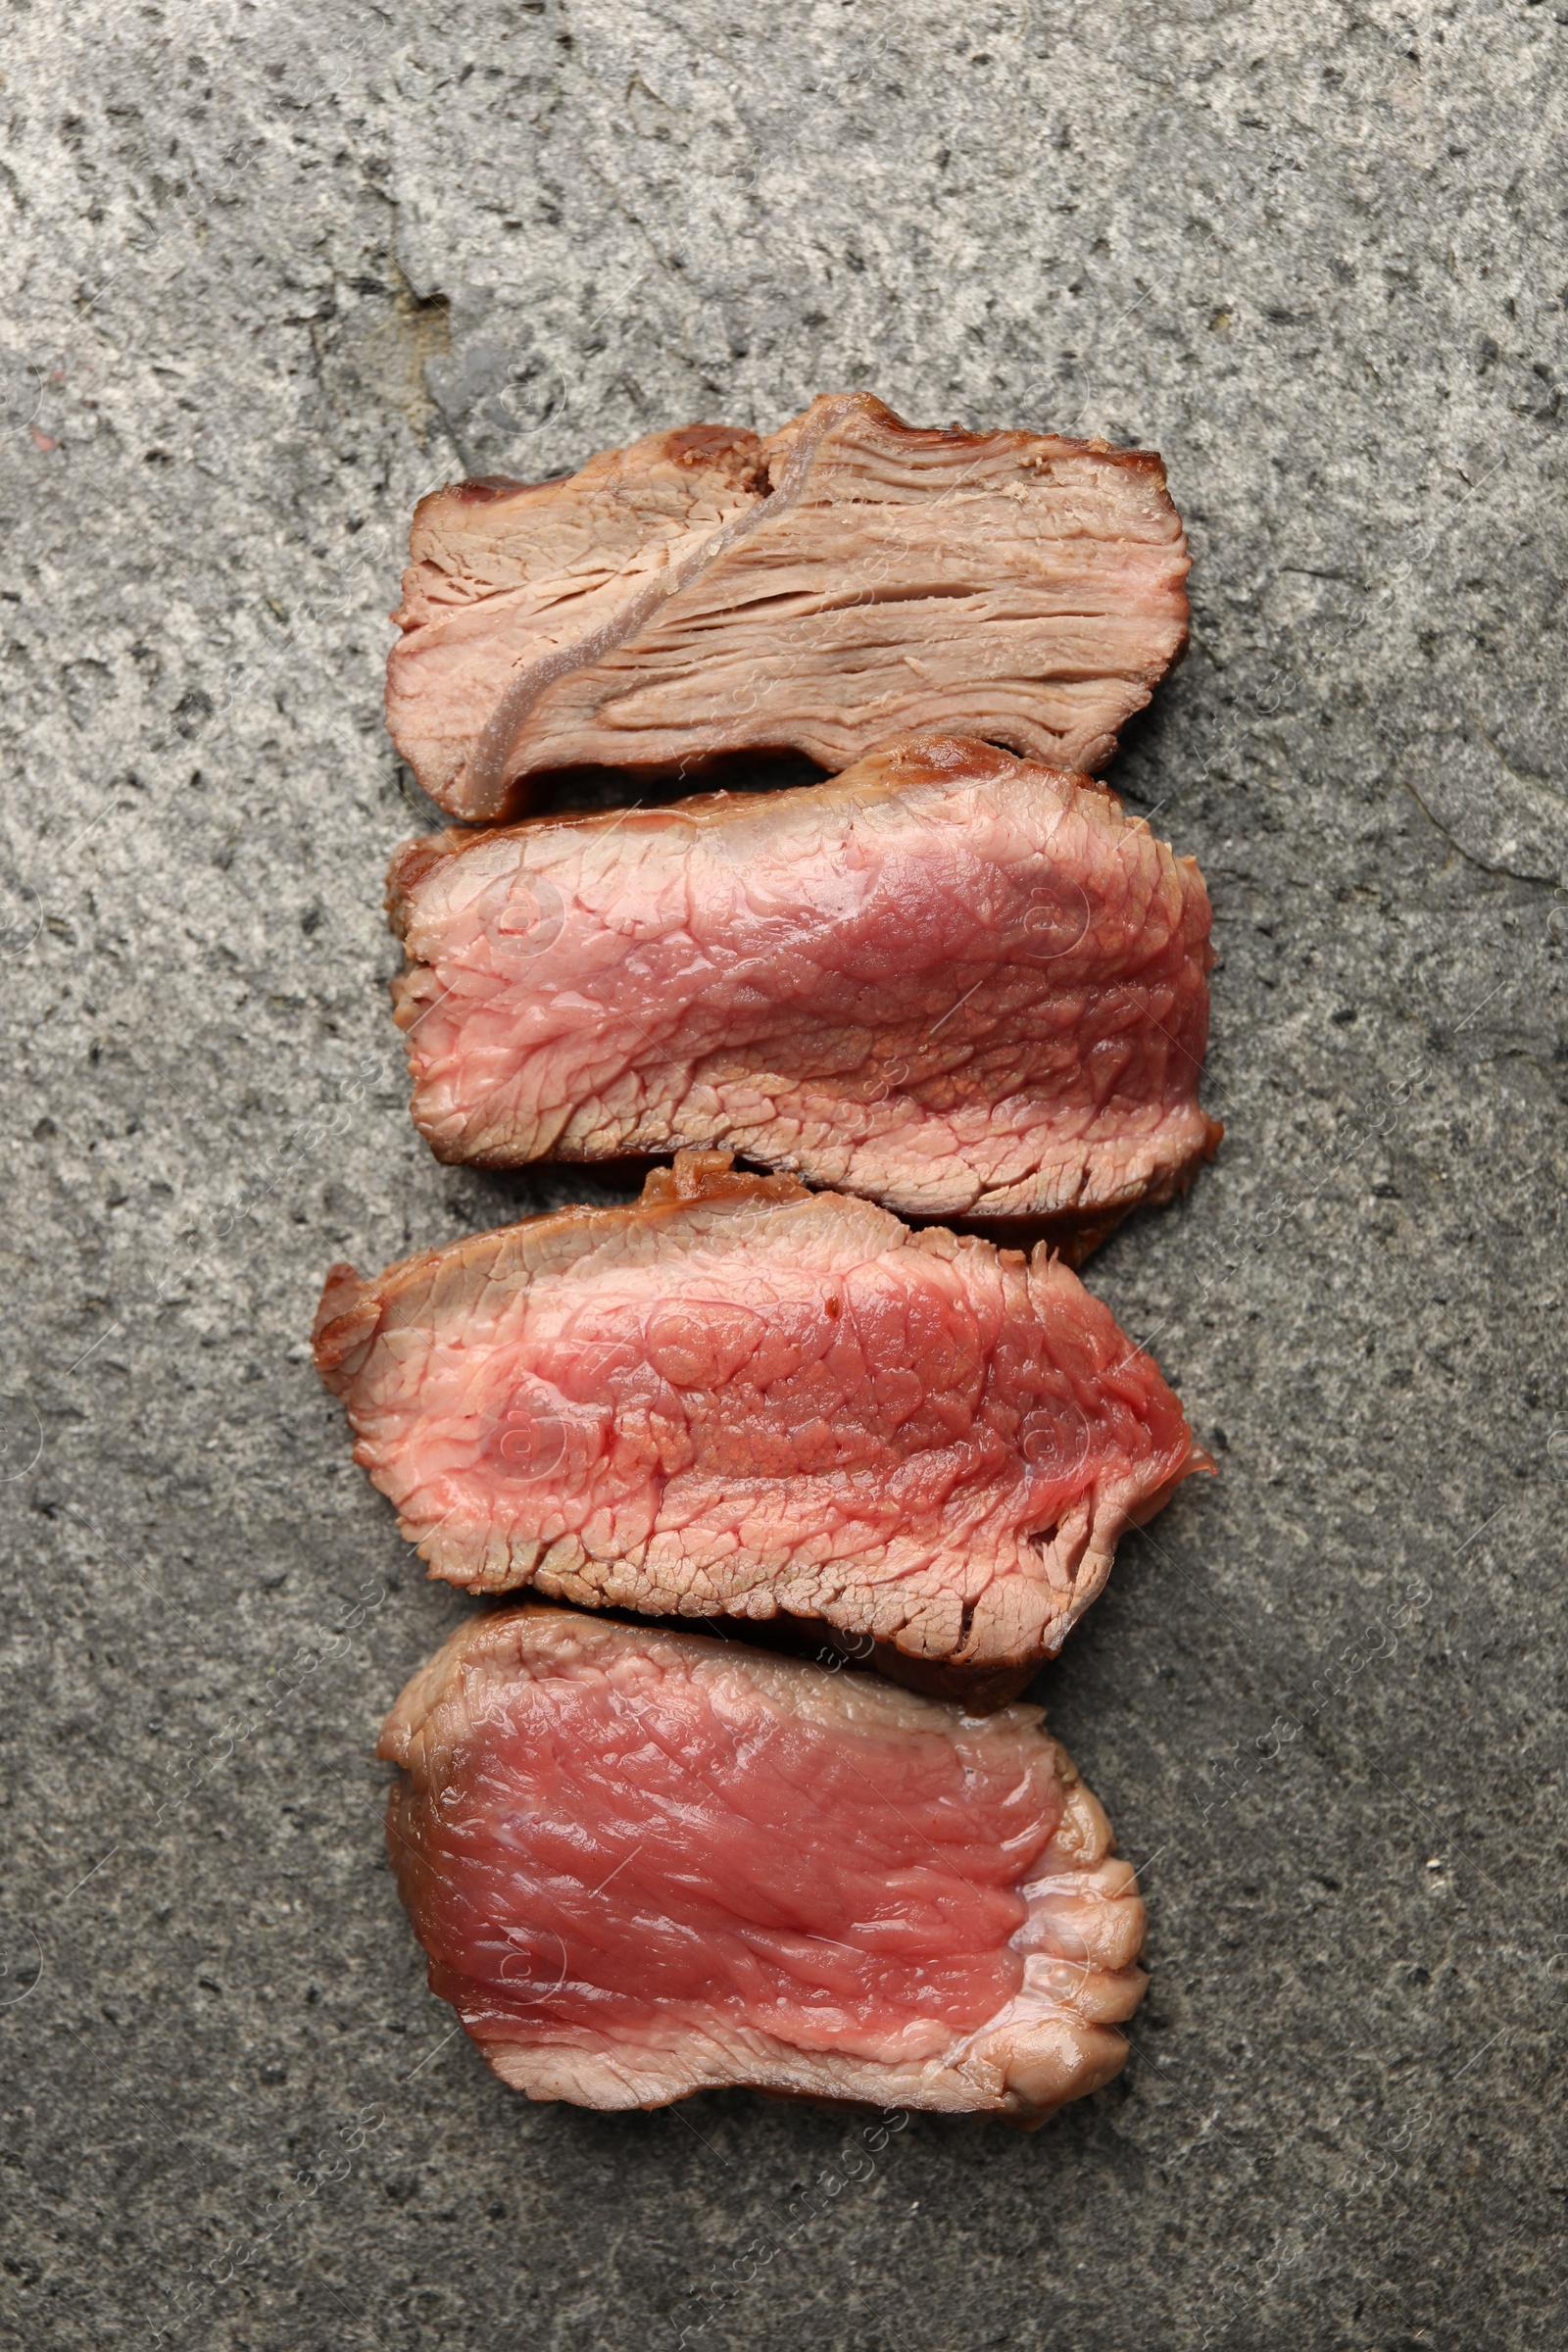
(386, 393), (1190, 821)
(380, 1603), (1148, 2119)
(388, 732), (1220, 1227)
(315, 1152), (1204, 1682)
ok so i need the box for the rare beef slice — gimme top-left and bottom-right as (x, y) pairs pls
(388, 733), (1219, 1231)
(386, 394), (1190, 820)
(380, 1603), (1148, 2119)
(316, 1152), (1204, 1685)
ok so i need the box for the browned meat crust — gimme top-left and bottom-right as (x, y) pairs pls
(386, 394), (1190, 820)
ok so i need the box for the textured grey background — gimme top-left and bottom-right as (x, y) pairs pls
(2, 2), (1566, 2346)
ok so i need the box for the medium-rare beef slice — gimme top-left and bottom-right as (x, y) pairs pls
(379, 1603), (1148, 2120)
(386, 393), (1191, 821)
(315, 1151), (1204, 1681)
(388, 732), (1220, 1226)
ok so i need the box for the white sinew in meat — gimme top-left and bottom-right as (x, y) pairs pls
(386, 394), (1191, 820)
(380, 1604), (1148, 2119)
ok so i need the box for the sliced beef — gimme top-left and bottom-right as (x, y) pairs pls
(386, 393), (1190, 821)
(388, 732), (1220, 1227)
(380, 1603), (1148, 2119)
(315, 1151), (1204, 1684)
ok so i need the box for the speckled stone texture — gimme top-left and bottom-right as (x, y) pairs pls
(2, 4), (1565, 2347)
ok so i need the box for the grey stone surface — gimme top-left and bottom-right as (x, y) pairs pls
(2, 1), (1565, 2344)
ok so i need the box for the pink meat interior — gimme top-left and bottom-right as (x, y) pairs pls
(389, 1643), (1060, 2063)
(392, 741), (1215, 1225)
(349, 1210), (1191, 1593)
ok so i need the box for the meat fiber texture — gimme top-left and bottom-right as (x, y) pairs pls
(315, 1152), (1204, 1686)
(379, 1604), (1148, 2120)
(385, 392), (1191, 820)
(388, 733), (1220, 1230)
